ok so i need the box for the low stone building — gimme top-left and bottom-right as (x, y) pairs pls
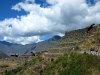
(10, 54), (19, 58)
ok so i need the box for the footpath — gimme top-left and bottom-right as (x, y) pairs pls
(79, 50), (100, 57)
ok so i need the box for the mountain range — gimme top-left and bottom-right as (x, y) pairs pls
(0, 51), (9, 59)
(0, 35), (61, 56)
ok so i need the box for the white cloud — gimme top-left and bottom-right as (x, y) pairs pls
(3, 36), (40, 45)
(0, 0), (100, 44)
(46, 0), (59, 5)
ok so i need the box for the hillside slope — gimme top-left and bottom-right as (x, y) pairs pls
(0, 51), (9, 59)
(3, 24), (100, 75)
(41, 53), (100, 75)
(4, 52), (100, 75)
(0, 41), (36, 55)
(48, 27), (87, 53)
(30, 35), (61, 52)
(79, 24), (100, 50)
(45, 24), (100, 55)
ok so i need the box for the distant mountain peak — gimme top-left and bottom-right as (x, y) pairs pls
(0, 51), (9, 59)
(0, 41), (13, 46)
(0, 35), (61, 55)
(48, 35), (61, 41)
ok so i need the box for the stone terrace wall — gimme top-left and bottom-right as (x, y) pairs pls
(48, 28), (88, 53)
(60, 28), (87, 43)
(43, 24), (100, 59)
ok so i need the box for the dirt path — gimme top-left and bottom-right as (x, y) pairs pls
(79, 50), (100, 56)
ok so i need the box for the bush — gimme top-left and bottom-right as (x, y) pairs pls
(41, 53), (100, 75)
(4, 67), (22, 75)
(0, 65), (9, 68)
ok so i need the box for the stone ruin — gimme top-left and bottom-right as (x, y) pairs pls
(43, 24), (95, 60)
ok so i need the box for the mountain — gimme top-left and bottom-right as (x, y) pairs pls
(27, 35), (61, 53)
(0, 51), (9, 59)
(48, 35), (61, 41)
(0, 35), (61, 56)
(0, 41), (36, 56)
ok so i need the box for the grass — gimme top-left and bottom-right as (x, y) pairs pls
(4, 67), (22, 75)
(3, 52), (100, 75)
(41, 52), (100, 75)
(0, 59), (24, 75)
(0, 65), (9, 68)
(79, 25), (100, 51)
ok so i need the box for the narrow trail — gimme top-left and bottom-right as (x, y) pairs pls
(78, 50), (100, 56)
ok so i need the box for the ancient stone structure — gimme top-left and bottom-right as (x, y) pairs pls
(86, 23), (95, 33)
(10, 54), (19, 58)
(48, 28), (87, 53)
(43, 24), (95, 59)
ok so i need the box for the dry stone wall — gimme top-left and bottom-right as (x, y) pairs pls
(48, 28), (88, 53)
(43, 24), (100, 59)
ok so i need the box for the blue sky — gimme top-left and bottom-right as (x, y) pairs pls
(0, 0), (100, 44)
(0, 0), (26, 20)
(86, 0), (95, 4)
(0, 0), (51, 41)
(0, 0), (47, 20)
(0, 0), (26, 39)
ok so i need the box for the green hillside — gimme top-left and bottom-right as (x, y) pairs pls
(42, 52), (100, 75)
(79, 24), (100, 50)
(4, 52), (100, 75)
(48, 25), (87, 54)
(43, 24), (100, 58)
(3, 24), (100, 75)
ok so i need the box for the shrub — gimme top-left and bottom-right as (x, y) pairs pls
(0, 65), (9, 68)
(41, 53), (100, 75)
(4, 67), (22, 75)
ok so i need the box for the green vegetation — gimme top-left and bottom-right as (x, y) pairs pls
(4, 67), (22, 75)
(0, 65), (9, 68)
(78, 24), (100, 50)
(41, 52), (100, 75)
(7, 52), (100, 75)
(14, 57), (41, 75)
(3, 24), (100, 75)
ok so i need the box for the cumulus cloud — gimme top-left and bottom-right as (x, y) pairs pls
(0, 0), (100, 44)
(94, 0), (100, 3)
(3, 36), (40, 45)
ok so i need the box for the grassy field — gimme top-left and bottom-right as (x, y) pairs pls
(2, 52), (100, 75)
(0, 58), (24, 75)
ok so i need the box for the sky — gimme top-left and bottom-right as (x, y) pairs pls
(0, 0), (100, 45)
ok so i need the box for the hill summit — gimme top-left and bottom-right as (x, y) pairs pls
(44, 24), (100, 58)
